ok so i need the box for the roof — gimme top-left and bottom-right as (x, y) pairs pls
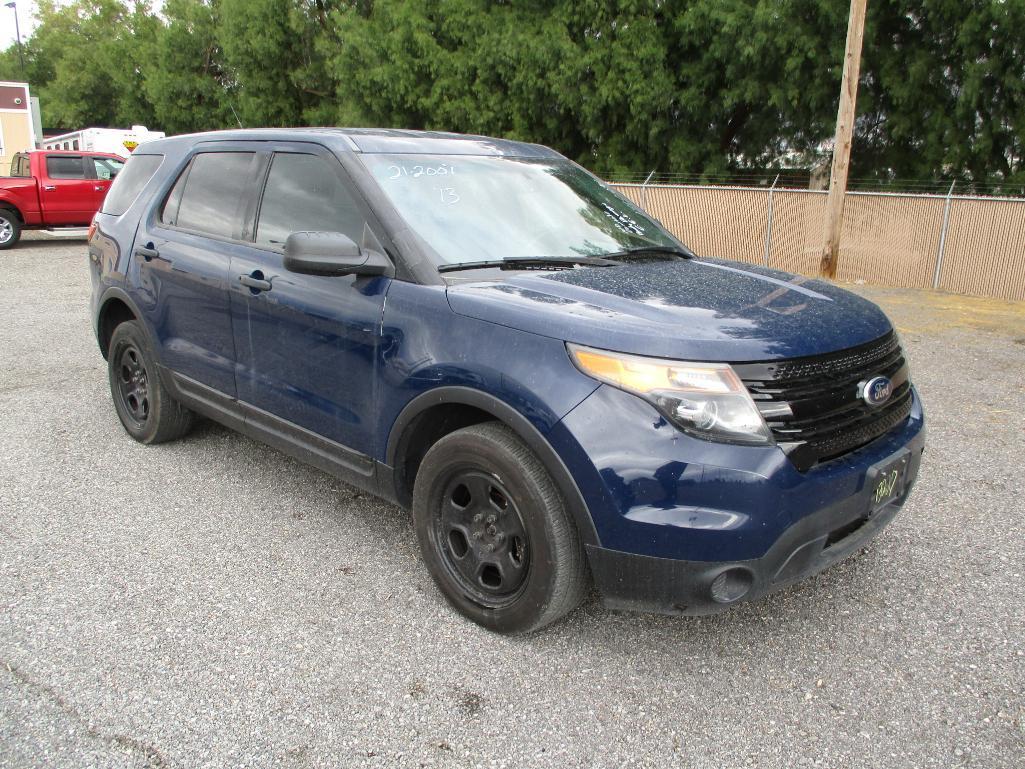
(135, 128), (562, 159)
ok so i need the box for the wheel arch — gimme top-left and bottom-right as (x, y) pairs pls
(96, 288), (146, 359)
(0, 202), (24, 223)
(385, 386), (600, 548)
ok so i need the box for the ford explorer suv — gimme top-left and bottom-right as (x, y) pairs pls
(88, 129), (925, 633)
(1, 150), (124, 248)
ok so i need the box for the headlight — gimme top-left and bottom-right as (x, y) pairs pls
(567, 344), (773, 445)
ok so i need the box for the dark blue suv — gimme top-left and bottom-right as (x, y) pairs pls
(89, 129), (925, 633)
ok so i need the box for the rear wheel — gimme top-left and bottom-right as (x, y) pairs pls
(108, 321), (194, 444)
(0, 209), (22, 250)
(412, 422), (588, 634)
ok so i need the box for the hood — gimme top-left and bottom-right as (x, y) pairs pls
(445, 258), (893, 362)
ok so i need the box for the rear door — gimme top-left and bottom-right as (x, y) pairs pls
(133, 147), (262, 398)
(227, 147), (391, 455)
(39, 154), (95, 224)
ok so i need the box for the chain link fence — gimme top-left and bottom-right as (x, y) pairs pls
(611, 182), (1025, 302)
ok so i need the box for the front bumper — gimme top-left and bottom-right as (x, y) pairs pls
(548, 383), (926, 615)
(586, 461), (917, 614)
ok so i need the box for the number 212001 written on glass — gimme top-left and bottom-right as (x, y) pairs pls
(387, 164), (457, 179)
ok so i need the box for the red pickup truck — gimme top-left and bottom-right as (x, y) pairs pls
(0, 150), (125, 249)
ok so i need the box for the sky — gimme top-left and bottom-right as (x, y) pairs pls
(1, 0), (42, 52)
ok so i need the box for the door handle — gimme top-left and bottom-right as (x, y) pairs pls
(239, 273), (272, 292)
(43, 185), (56, 191)
(95, 185), (106, 192)
(135, 245), (160, 262)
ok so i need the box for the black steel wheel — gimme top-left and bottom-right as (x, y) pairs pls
(115, 342), (151, 429)
(413, 422), (588, 634)
(434, 470), (531, 607)
(107, 321), (194, 444)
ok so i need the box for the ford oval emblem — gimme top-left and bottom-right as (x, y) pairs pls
(860, 375), (893, 407)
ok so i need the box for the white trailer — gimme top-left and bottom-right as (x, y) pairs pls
(41, 125), (166, 158)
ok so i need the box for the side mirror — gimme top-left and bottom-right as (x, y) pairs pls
(283, 231), (392, 277)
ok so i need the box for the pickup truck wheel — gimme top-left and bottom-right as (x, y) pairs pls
(412, 422), (588, 634)
(0, 210), (21, 250)
(108, 321), (194, 444)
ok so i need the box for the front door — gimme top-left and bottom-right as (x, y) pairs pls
(228, 149), (390, 456)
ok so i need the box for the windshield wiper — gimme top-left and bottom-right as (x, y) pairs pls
(601, 244), (695, 261)
(437, 256), (618, 273)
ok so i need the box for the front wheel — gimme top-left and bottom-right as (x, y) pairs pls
(0, 209), (22, 250)
(412, 422), (588, 634)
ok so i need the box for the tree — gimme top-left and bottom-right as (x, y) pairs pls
(143, 0), (233, 133)
(26, 0), (156, 129)
(218, 0), (338, 126)
(0, 0), (1020, 188)
(323, 1), (601, 166)
(666, 0), (849, 177)
(856, 0), (1025, 187)
(320, 0), (851, 177)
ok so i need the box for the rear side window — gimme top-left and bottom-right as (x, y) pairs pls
(101, 154), (163, 216)
(11, 154), (28, 177)
(256, 153), (367, 249)
(164, 152), (255, 239)
(46, 156), (86, 179)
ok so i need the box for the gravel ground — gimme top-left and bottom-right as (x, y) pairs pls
(1, 235), (1023, 769)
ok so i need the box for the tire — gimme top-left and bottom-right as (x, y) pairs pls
(412, 422), (588, 634)
(107, 320), (194, 444)
(0, 209), (22, 250)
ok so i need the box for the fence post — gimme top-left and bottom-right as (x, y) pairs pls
(933, 181), (956, 289)
(640, 170), (655, 212)
(763, 174), (780, 266)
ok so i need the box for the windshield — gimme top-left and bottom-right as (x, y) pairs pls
(361, 153), (681, 266)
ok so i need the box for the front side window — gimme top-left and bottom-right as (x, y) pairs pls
(360, 153), (680, 266)
(93, 157), (124, 181)
(165, 152), (255, 239)
(46, 156), (86, 179)
(256, 153), (367, 249)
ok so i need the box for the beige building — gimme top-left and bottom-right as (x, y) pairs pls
(0, 81), (37, 176)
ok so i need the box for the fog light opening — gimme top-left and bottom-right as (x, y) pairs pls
(710, 568), (754, 604)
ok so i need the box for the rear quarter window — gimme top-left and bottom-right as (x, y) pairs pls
(101, 154), (163, 216)
(11, 154), (29, 177)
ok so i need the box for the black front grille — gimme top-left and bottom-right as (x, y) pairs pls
(733, 331), (913, 471)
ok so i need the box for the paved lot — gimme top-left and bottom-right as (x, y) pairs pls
(1, 235), (1023, 768)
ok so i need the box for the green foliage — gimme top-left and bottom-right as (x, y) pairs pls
(219, 0), (299, 125)
(0, 0), (1021, 187)
(142, 0), (232, 133)
(4, 0), (157, 128)
(858, 0), (1025, 185)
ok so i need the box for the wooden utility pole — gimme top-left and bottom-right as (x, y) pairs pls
(819, 0), (868, 278)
